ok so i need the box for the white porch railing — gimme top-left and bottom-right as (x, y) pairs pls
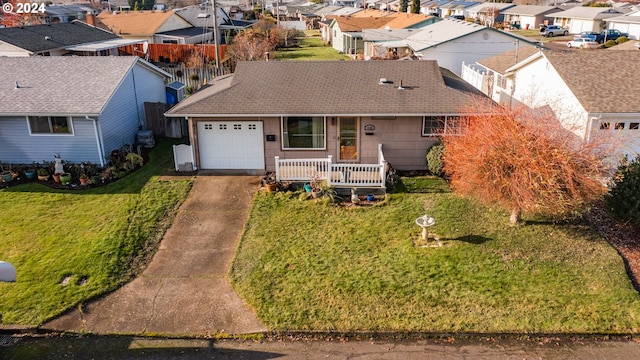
(275, 144), (387, 188)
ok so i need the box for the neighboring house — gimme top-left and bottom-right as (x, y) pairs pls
(0, 21), (120, 56)
(420, 0), (452, 17)
(501, 5), (562, 30)
(155, 27), (213, 44)
(363, 28), (423, 59)
(439, 1), (479, 19)
(0, 56), (170, 167)
(605, 11), (640, 40)
(40, 4), (96, 24)
(97, 10), (194, 43)
(174, 4), (254, 45)
(493, 50), (640, 159)
(165, 61), (487, 174)
(331, 16), (394, 54)
(465, 3), (516, 26)
(460, 44), (540, 103)
(403, 19), (542, 76)
(549, 6), (626, 34)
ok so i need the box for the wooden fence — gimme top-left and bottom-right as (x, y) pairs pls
(144, 102), (186, 139)
(119, 43), (227, 64)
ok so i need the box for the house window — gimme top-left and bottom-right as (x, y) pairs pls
(496, 74), (506, 89)
(630, 123), (639, 130)
(28, 116), (72, 135)
(282, 116), (325, 150)
(422, 116), (465, 136)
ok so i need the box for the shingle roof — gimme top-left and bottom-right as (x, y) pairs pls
(334, 16), (394, 32)
(0, 22), (117, 53)
(548, 7), (623, 20)
(478, 45), (540, 74)
(97, 10), (183, 36)
(543, 51), (640, 113)
(166, 61), (485, 117)
(0, 57), (158, 116)
(501, 5), (561, 16)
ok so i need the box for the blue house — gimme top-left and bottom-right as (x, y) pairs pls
(0, 56), (170, 167)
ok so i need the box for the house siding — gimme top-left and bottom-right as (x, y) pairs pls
(0, 116), (101, 165)
(194, 116), (437, 172)
(511, 57), (589, 138)
(416, 30), (529, 76)
(99, 63), (166, 156)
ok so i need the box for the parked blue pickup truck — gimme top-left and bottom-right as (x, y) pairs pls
(576, 29), (629, 43)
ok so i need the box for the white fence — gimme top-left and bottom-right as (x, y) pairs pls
(275, 144), (387, 188)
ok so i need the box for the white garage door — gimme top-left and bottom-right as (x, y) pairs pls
(198, 121), (265, 170)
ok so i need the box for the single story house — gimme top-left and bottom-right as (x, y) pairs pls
(97, 10), (194, 43)
(402, 19), (542, 76)
(0, 56), (170, 167)
(0, 21), (121, 57)
(165, 60), (487, 178)
(549, 6), (627, 34)
(501, 5), (562, 30)
(465, 3), (517, 26)
(605, 11), (640, 40)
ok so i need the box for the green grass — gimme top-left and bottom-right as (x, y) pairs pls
(230, 177), (640, 333)
(0, 140), (193, 325)
(274, 37), (351, 61)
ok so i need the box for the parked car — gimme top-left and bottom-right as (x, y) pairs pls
(591, 29), (629, 44)
(567, 38), (600, 49)
(540, 25), (569, 37)
(573, 31), (600, 41)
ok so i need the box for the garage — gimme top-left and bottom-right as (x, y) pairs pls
(197, 121), (265, 170)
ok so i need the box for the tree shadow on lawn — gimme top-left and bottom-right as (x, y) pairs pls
(446, 235), (492, 245)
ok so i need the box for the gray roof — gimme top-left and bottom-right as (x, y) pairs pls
(0, 56), (166, 116)
(549, 6), (624, 20)
(166, 60), (485, 117)
(501, 5), (562, 17)
(478, 45), (540, 74)
(404, 19), (538, 53)
(606, 14), (640, 24)
(542, 51), (640, 113)
(0, 22), (117, 53)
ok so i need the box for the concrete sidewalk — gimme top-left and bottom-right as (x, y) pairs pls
(42, 176), (267, 336)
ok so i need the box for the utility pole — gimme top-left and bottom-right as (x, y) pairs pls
(212, 0), (221, 71)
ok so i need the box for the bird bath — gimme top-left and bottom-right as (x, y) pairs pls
(415, 214), (441, 247)
(0, 261), (16, 282)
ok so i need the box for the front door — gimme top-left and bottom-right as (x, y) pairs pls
(338, 117), (358, 161)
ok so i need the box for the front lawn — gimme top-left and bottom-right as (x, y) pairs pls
(230, 177), (640, 333)
(273, 36), (351, 61)
(0, 140), (192, 325)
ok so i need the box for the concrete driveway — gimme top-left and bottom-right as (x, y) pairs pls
(42, 175), (267, 336)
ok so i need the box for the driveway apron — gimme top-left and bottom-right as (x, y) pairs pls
(42, 176), (267, 335)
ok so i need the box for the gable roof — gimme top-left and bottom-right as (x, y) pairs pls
(404, 19), (536, 52)
(0, 57), (168, 116)
(549, 6), (625, 20)
(514, 51), (640, 114)
(334, 16), (394, 32)
(0, 22), (117, 53)
(501, 5), (562, 17)
(379, 12), (436, 29)
(97, 10), (189, 36)
(166, 60), (485, 117)
(478, 45), (540, 74)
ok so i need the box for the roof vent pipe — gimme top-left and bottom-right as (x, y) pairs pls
(398, 80), (405, 90)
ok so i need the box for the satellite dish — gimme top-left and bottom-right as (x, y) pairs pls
(0, 261), (16, 282)
(143, 41), (148, 54)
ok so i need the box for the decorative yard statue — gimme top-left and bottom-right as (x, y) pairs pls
(54, 154), (64, 174)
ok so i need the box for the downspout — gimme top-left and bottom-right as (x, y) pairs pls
(86, 116), (106, 167)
